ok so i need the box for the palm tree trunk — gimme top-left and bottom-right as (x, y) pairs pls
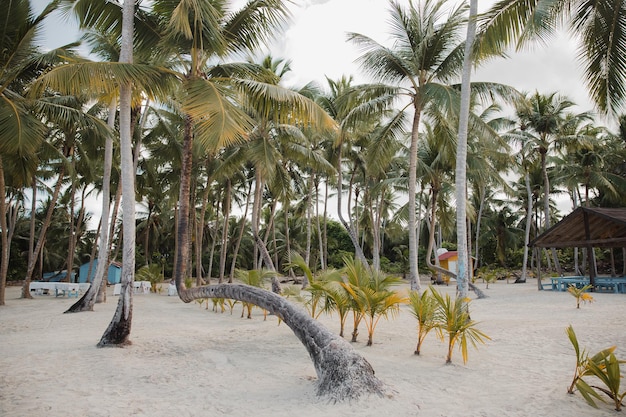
(0, 157), (9, 305)
(98, 0), (135, 346)
(22, 164), (66, 298)
(173, 115), (194, 291)
(408, 108), (422, 291)
(335, 143), (368, 265)
(196, 158), (212, 285)
(454, 0), (476, 299)
(229, 180), (253, 282)
(68, 96), (115, 311)
(522, 171), (533, 284)
(218, 180), (231, 283)
(177, 284), (384, 401)
(540, 149), (562, 275)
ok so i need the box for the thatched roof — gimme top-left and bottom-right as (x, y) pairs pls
(530, 207), (626, 248)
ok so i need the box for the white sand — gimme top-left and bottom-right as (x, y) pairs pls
(1, 280), (624, 417)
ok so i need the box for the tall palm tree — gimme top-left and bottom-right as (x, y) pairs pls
(348, 0), (515, 291)
(454, 0), (478, 298)
(150, 1), (335, 297)
(513, 91), (591, 275)
(97, 0), (135, 347)
(348, 0), (468, 290)
(479, 0), (626, 115)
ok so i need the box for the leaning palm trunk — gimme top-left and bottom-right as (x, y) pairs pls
(66, 99), (116, 313)
(177, 284), (385, 401)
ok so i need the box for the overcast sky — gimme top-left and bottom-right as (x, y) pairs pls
(32, 0), (595, 218)
(34, 0), (596, 114)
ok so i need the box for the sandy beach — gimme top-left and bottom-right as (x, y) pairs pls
(1, 280), (624, 417)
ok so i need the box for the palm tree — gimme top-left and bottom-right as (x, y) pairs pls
(479, 0), (626, 115)
(0, 0), (58, 304)
(348, 0), (515, 291)
(513, 91), (591, 275)
(97, 0), (135, 347)
(347, 0), (468, 291)
(454, 0), (478, 298)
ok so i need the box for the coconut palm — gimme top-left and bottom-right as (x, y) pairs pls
(512, 91), (592, 275)
(0, 0), (72, 304)
(408, 290), (438, 355)
(430, 287), (490, 364)
(348, 0), (516, 291)
(479, 0), (626, 115)
(347, 0), (467, 291)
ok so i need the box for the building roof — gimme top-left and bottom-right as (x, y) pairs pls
(438, 251), (458, 261)
(530, 207), (626, 248)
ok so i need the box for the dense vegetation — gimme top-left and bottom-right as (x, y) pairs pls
(2, 0), (626, 297)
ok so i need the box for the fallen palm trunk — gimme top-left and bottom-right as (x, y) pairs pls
(178, 284), (385, 401)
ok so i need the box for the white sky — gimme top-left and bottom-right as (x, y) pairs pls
(32, 0), (597, 220)
(34, 0), (595, 113)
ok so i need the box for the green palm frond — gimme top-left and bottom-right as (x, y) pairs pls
(234, 79), (336, 131)
(30, 61), (179, 100)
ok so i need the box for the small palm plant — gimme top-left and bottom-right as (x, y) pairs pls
(286, 252), (342, 319)
(318, 279), (352, 337)
(341, 257), (370, 342)
(566, 325), (615, 394)
(586, 353), (626, 411)
(359, 271), (407, 346)
(566, 325), (623, 410)
(568, 284), (594, 308)
(136, 264), (163, 293)
(430, 287), (491, 364)
(408, 290), (437, 355)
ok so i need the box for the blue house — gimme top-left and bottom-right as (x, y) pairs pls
(79, 260), (122, 284)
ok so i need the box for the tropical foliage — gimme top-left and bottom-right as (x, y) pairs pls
(566, 325), (625, 411)
(2, 0), (626, 310)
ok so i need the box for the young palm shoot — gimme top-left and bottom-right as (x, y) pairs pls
(360, 271), (407, 346)
(318, 279), (351, 337)
(566, 325), (623, 410)
(430, 287), (490, 364)
(568, 284), (594, 308)
(566, 325), (616, 395)
(409, 290), (437, 355)
(341, 257), (370, 342)
(586, 353), (626, 411)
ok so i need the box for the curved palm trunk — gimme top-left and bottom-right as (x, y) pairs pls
(250, 171), (280, 292)
(98, 0), (135, 346)
(177, 284), (384, 401)
(335, 144), (368, 265)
